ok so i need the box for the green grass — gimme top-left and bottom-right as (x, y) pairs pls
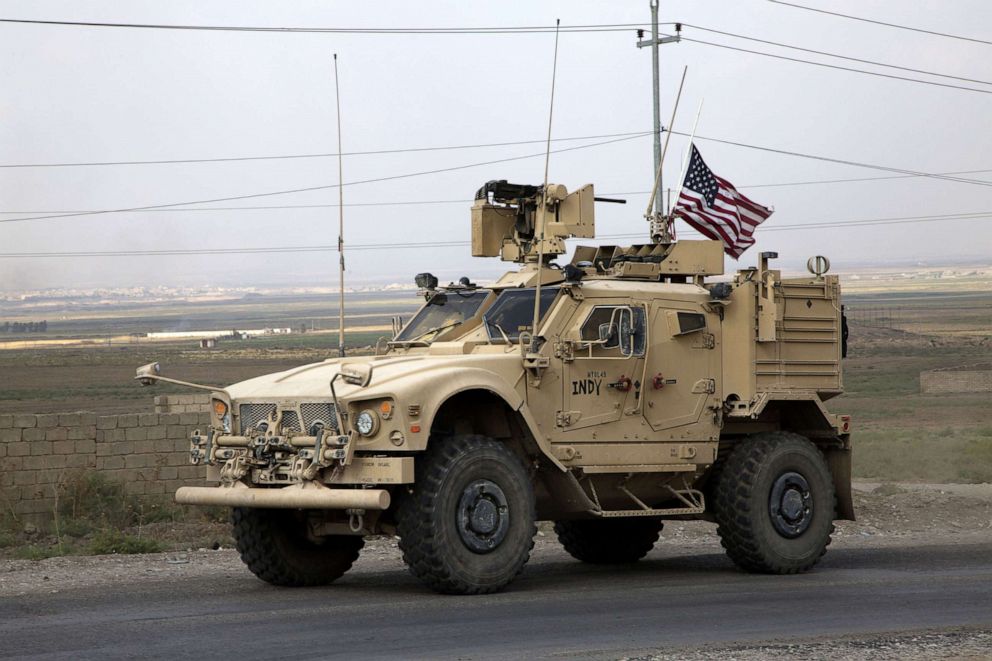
(87, 529), (165, 555)
(853, 426), (992, 483)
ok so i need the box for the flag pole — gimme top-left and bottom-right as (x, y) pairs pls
(644, 66), (687, 242)
(670, 99), (704, 227)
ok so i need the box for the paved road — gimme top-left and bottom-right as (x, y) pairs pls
(2, 542), (991, 660)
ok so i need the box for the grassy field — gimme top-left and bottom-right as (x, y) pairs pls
(836, 279), (992, 483)
(0, 291), (418, 413)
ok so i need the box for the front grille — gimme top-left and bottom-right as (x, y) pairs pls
(238, 403), (338, 435)
(301, 403), (338, 433)
(239, 403), (276, 433)
(280, 410), (301, 433)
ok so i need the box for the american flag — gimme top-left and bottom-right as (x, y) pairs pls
(672, 144), (773, 259)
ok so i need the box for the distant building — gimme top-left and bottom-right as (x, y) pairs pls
(146, 327), (293, 341)
(199, 338), (218, 349)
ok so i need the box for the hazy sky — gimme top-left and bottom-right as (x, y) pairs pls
(1, 0), (990, 291)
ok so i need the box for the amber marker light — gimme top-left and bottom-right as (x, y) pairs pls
(380, 401), (394, 420)
(212, 399), (228, 417)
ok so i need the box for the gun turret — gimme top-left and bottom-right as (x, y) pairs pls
(471, 180), (595, 263)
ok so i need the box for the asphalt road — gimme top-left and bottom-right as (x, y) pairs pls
(2, 542), (991, 660)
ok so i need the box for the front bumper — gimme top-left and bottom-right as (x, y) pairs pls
(188, 427), (414, 488)
(175, 482), (391, 510)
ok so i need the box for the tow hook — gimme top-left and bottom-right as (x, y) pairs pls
(346, 508), (365, 533)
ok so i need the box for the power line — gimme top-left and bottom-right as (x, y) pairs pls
(0, 133), (652, 225)
(682, 23), (992, 86)
(0, 17), (652, 34)
(3, 167), (991, 215)
(1, 211), (986, 258)
(1, 129), (989, 224)
(676, 131), (992, 188)
(0, 131), (651, 169)
(766, 1), (992, 47)
(682, 36), (992, 94)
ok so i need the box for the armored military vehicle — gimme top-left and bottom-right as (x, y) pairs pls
(138, 179), (852, 594)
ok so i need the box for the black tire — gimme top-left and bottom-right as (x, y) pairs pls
(396, 434), (536, 595)
(713, 431), (836, 574)
(232, 507), (364, 587)
(554, 518), (663, 564)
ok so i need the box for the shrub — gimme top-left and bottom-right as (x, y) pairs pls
(88, 529), (165, 555)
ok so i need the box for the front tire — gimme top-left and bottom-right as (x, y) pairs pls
(232, 507), (364, 587)
(397, 434), (536, 595)
(713, 432), (836, 574)
(554, 518), (663, 564)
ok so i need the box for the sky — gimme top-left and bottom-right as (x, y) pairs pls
(1, 0), (990, 292)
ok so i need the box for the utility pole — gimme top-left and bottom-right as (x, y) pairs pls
(636, 2), (680, 219)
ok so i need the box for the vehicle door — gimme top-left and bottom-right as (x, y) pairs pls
(642, 302), (721, 435)
(560, 301), (647, 430)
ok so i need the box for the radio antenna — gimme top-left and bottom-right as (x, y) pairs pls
(530, 18), (560, 354)
(334, 53), (346, 358)
(645, 65), (687, 242)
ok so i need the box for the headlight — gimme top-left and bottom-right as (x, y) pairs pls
(354, 409), (379, 437)
(211, 398), (231, 433)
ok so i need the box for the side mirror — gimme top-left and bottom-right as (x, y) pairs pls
(340, 362), (374, 387)
(598, 323), (618, 348)
(136, 362), (161, 386)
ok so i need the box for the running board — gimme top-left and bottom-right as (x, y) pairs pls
(586, 486), (706, 518)
(592, 504), (705, 518)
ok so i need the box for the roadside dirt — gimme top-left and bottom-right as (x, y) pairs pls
(626, 629), (992, 661)
(2, 481), (990, 599)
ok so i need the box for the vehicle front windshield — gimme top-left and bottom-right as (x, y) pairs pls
(483, 287), (559, 343)
(393, 290), (489, 344)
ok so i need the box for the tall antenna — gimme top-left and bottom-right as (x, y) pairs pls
(530, 18), (561, 354)
(644, 65), (687, 242)
(334, 53), (346, 358)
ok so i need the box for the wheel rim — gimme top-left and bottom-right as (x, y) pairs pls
(769, 471), (813, 538)
(456, 479), (510, 554)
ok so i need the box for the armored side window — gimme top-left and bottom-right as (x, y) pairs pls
(666, 310), (707, 336)
(578, 305), (646, 357)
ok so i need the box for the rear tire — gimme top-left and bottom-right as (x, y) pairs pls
(232, 507), (364, 587)
(713, 431), (835, 574)
(554, 518), (663, 564)
(397, 434), (536, 595)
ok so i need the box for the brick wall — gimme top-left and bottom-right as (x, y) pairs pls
(153, 394), (211, 414)
(1, 411), (209, 525)
(920, 370), (992, 394)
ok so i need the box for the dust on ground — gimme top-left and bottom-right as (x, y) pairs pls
(2, 481), (990, 598)
(624, 629), (992, 661)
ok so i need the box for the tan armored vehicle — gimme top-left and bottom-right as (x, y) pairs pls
(137, 180), (852, 594)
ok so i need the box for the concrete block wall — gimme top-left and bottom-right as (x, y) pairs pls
(1, 411), (209, 525)
(154, 394), (211, 414)
(920, 370), (992, 394)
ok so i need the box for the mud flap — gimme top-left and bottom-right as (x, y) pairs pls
(824, 446), (855, 521)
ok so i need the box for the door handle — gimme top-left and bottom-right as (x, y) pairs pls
(607, 376), (632, 392)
